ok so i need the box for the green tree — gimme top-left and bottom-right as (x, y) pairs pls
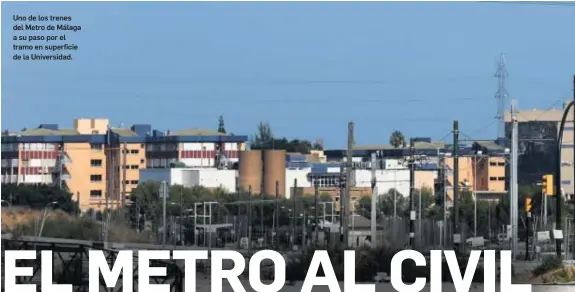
(251, 121), (274, 149)
(389, 130), (406, 148)
(217, 115), (226, 134)
(250, 121), (318, 154)
(1, 183), (76, 213)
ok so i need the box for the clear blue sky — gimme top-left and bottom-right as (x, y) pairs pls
(2, 1), (574, 147)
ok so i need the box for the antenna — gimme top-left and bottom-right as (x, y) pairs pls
(494, 53), (509, 140)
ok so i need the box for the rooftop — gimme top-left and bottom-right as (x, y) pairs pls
(2, 119), (248, 144)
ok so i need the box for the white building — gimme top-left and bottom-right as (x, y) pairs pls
(139, 168), (237, 192)
(354, 169), (410, 196)
(138, 164), (413, 199)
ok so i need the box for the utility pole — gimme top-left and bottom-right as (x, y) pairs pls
(260, 189), (264, 245)
(57, 144), (63, 190)
(344, 121), (354, 249)
(511, 100), (519, 259)
(453, 121), (461, 253)
(314, 179), (319, 246)
(292, 179), (297, 246)
(76, 192), (80, 217)
(248, 185), (253, 255)
(526, 211), (532, 260)
(236, 188), (241, 249)
(370, 152), (378, 247)
(339, 164), (345, 245)
(160, 180), (169, 246)
(275, 181), (280, 249)
(179, 187), (183, 246)
(121, 143), (127, 208)
(409, 138), (416, 248)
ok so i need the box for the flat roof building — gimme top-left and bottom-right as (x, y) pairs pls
(1, 118), (248, 211)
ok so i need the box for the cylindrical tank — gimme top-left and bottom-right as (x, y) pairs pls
(263, 150), (286, 196)
(238, 150), (262, 194)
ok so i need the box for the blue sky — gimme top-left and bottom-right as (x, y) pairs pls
(1, 1), (574, 147)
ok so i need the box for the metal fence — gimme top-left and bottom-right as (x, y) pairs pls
(377, 217), (456, 250)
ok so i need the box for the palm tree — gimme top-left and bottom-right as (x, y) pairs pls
(389, 130), (406, 148)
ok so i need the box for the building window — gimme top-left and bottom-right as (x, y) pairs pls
(90, 190), (103, 197)
(130, 180), (139, 185)
(130, 149), (139, 154)
(140, 143), (145, 149)
(90, 174), (103, 182)
(489, 162), (497, 166)
(498, 162), (505, 166)
(140, 158), (145, 164)
(130, 165), (139, 169)
(90, 144), (103, 151)
(489, 177), (497, 181)
(90, 159), (102, 167)
(498, 177), (505, 181)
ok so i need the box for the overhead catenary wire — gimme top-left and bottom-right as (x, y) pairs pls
(484, 1), (575, 7)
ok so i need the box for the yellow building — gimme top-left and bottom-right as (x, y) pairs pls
(1, 118), (249, 211)
(441, 141), (508, 201)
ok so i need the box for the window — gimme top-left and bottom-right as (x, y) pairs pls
(489, 162), (497, 166)
(130, 149), (139, 154)
(140, 158), (145, 164)
(130, 180), (139, 185)
(498, 162), (505, 166)
(90, 159), (102, 167)
(91, 144), (103, 151)
(130, 165), (139, 169)
(140, 144), (145, 149)
(498, 177), (505, 181)
(90, 174), (102, 182)
(489, 177), (497, 181)
(90, 190), (102, 197)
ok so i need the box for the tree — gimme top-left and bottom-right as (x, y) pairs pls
(250, 121), (318, 154)
(389, 130), (406, 148)
(217, 115), (226, 134)
(251, 121), (274, 149)
(1, 183), (76, 212)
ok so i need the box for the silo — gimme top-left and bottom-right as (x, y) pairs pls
(238, 150), (262, 194)
(263, 150), (286, 196)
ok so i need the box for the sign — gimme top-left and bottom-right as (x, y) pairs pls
(536, 231), (550, 242)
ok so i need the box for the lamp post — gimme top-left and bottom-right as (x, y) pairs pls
(38, 201), (58, 237)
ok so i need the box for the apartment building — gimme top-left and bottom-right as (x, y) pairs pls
(1, 118), (248, 211)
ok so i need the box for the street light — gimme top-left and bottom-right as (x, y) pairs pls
(38, 201), (58, 237)
(554, 79), (575, 257)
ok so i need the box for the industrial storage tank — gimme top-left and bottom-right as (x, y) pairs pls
(263, 150), (286, 196)
(238, 150), (263, 194)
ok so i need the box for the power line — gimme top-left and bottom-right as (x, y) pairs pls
(485, 1), (575, 7)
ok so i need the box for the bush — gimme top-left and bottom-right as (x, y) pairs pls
(533, 256), (564, 277)
(6, 210), (154, 243)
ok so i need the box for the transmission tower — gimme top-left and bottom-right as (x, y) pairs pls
(494, 53), (509, 140)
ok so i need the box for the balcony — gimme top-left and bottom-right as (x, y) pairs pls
(59, 152), (72, 165)
(52, 167), (71, 181)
